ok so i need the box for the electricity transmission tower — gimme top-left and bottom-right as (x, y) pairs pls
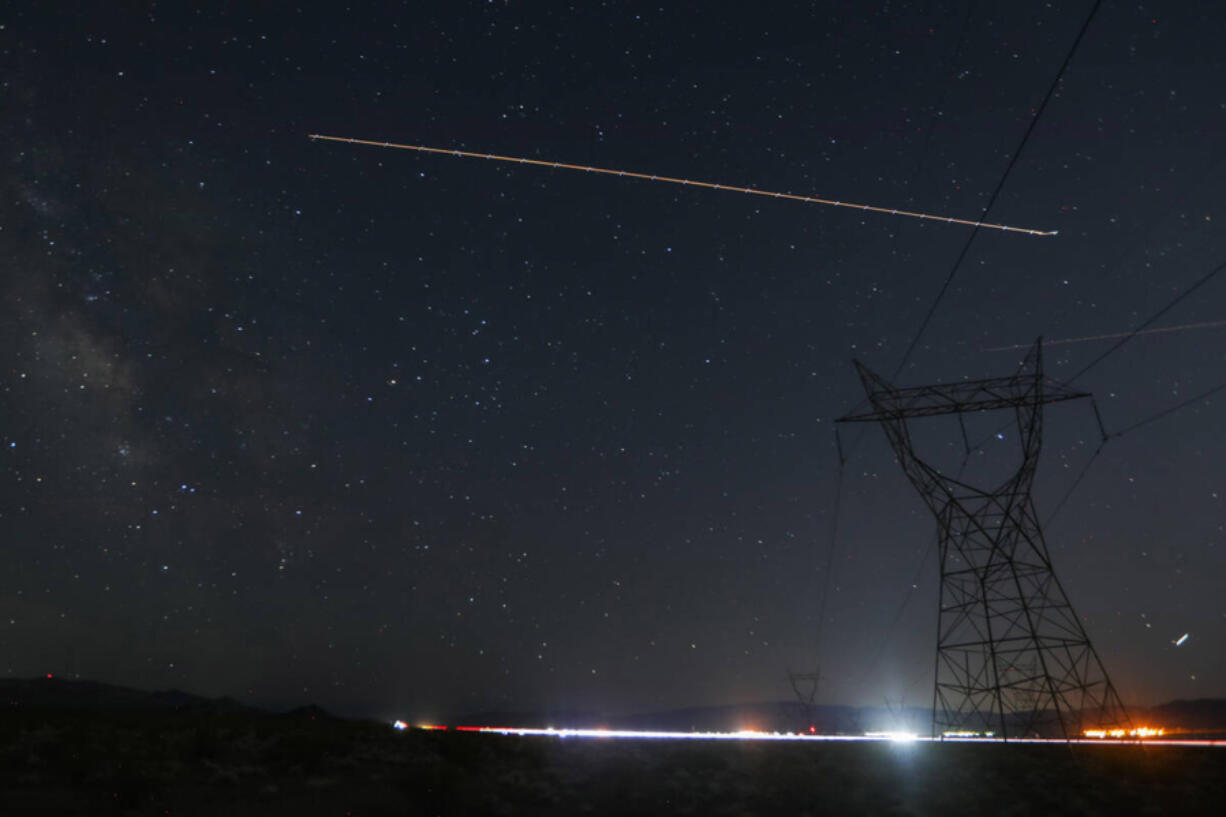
(787, 668), (821, 731)
(837, 340), (1129, 740)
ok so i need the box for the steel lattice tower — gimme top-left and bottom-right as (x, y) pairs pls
(837, 340), (1129, 740)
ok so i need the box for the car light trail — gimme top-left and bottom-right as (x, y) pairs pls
(433, 726), (882, 742)
(405, 724), (1226, 747)
(308, 133), (1058, 237)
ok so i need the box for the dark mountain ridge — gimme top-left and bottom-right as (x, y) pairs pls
(2, 677), (285, 718)
(6, 677), (1226, 736)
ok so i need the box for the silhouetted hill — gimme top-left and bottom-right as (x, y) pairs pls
(1, 677), (264, 717)
(281, 703), (336, 721)
(455, 700), (928, 734)
(453, 708), (600, 727)
(1140, 699), (1226, 733)
(611, 701), (886, 734)
(7, 677), (1226, 736)
(3, 677), (1226, 815)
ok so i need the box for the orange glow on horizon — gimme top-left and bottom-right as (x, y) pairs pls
(1083, 726), (1165, 739)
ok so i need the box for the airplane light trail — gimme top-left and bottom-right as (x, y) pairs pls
(308, 134), (1057, 237)
(983, 319), (1226, 352)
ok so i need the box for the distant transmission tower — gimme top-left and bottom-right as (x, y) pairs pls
(837, 340), (1129, 740)
(787, 668), (821, 731)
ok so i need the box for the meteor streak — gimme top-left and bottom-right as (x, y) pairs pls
(308, 133), (1057, 237)
(983, 319), (1226, 352)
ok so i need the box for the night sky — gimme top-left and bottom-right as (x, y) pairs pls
(4, 3), (1225, 723)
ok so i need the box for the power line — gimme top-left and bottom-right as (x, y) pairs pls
(1109, 380), (1226, 439)
(893, 0), (978, 237)
(983, 319), (1226, 352)
(856, 532), (938, 687)
(1034, 252), (1226, 519)
(1042, 380), (1226, 528)
(1070, 256), (1226, 382)
(789, 429), (847, 714)
(854, 439), (979, 687)
(813, 7), (978, 696)
(893, 0), (1104, 379)
(812, 431), (847, 662)
(1043, 442), (1107, 528)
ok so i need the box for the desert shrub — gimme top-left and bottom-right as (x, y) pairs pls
(489, 766), (562, 813)
(36, 733), (94, 785)
(428, 731), (498, 771)
(106, 760), (168, 811)
(262, 729), (337, 774)
(188, 718), (224, 761)
(401, 757), (481, 815)
(500, 732), (551, 772)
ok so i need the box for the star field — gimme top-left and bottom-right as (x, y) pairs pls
(2, 2), (1225, 721)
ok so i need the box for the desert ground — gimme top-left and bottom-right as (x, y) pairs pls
(3, 702), (1226, 816)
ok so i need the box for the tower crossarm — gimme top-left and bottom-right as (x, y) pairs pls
(836, 373), (1089, 423)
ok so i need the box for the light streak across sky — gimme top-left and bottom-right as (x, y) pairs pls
(308, 134), (1058, 237)
(983, 319), (1226, 352)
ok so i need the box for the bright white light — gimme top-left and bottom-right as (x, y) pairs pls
(865, 731), (918, 743)
(454, 726), (868, 742)
(1174, 633), (1189, 646)
(392, 720), (407, 730)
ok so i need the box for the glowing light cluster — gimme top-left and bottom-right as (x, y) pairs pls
(1083, 726), (1165, 739)
(864, 731), (919, 743)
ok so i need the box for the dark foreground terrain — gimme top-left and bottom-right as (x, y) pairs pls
(5, 713), (1226, 815)
(4, 679), (1226, 815)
